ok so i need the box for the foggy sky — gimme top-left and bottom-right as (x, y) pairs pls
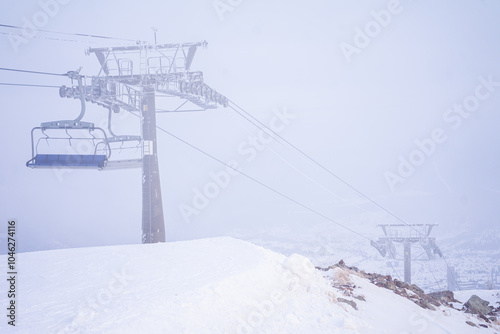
(1, 0), (499, 253)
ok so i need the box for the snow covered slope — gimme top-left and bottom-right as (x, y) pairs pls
(0, 237), (498, 333)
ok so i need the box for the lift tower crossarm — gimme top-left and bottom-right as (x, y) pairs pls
(86, 41), (207, 54)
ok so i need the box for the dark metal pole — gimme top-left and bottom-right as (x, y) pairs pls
(404, 241), (411, 284)
(141, 86), (165, 243)
(447, 266), (457, 291)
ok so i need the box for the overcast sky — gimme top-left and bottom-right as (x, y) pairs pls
(1, 0), (499, 253)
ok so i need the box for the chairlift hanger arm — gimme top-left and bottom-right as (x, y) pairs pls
(74, 75), (85, 122)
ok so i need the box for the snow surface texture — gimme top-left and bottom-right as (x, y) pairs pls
(0, 237), (498, 333)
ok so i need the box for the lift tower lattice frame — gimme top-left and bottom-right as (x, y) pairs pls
(371, 224), (443, 284)
(36, 41), (228, 243)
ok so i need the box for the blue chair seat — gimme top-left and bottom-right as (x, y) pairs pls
(27, 154), (107, 169)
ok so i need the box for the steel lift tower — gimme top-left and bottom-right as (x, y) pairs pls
(27, 41), (228, 243)
(371, 224), (443, 284)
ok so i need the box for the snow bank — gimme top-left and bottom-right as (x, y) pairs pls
(0, 237), (342, 333)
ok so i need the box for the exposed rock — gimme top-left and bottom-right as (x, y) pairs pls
(428, 290), (460, 304)
(337, 297), (357, 310)
(321, 264), (366, 303)
(325, 259), (360, 272)
(479, 314), (491, 323)
(394, 279), (406, 289)
(466, 321), (477, 327)
(395, 289), (409, 299)
(353, 295), (366, 302)
(421, 294), (442, 308)
(409, 284), (424, 295)
(464, 295), (494, 316)
(414, 299), (436, 311)
(319, 262), (441, 311)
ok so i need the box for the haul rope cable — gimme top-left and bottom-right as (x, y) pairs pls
(0, 31), (101, 45)
(228, 100), (413, 228)
(0, 67), (67, 76)
(0, 23), (136, 43)
(0, 82), (60, 88)
(227, 100), (453, 289)
(221, 105), (397, 223)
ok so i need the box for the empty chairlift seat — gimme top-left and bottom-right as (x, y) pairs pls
(26, 154), (107, 169)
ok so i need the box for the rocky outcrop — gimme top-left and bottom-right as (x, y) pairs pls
(428, 290), (460, 304)
(316, 260), (500, 328)
(317, 260), (499, 330)
(317, 260), (450, 311)
(464, 295), (494, 316)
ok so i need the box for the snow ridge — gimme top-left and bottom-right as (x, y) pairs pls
(1, 237), (498, 333)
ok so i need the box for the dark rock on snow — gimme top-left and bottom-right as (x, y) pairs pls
(466, 320), (478, 327)
(337, 297), (357, 310)
(428, 290), (460, 304)
(464, 295), (494, 316)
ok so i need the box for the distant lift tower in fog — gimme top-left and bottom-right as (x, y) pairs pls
(26, 41), (228, 243)
(371, 224), (443, 284)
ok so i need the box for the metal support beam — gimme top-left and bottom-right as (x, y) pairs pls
(404, 241), (411, 284)
(447, 266), (458, 291)
(47, 41), (226, 244)
(141, 86), (165, 243)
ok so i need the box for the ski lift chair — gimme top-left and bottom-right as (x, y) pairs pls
(26, 70), (143, 170)
(26, 121), (110, 170)
(26, 71), (111, 170)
